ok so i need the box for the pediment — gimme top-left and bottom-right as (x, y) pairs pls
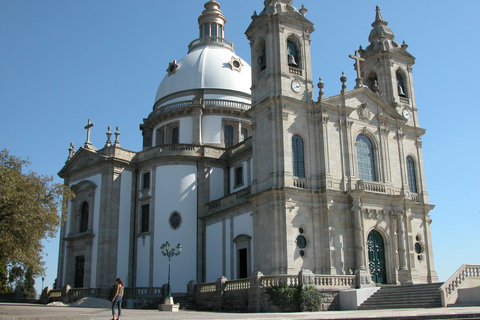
(322, 87), (405, 123)
(58, 147), (106, 178)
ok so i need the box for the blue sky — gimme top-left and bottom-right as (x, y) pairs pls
(1, 0), (479, 295)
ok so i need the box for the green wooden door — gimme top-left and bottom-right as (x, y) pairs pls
(367, 230), (386, 284)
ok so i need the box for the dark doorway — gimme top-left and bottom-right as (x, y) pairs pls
(75, 256), (85, 288)
(238, 248), (248, 279)
(367, 230), (386, 284)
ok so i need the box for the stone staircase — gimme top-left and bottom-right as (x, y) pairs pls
(359, 283), (444, 310)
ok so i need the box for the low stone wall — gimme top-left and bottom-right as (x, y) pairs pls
(41, 270), (354, 311)
(189, 270), (354, 312)
(43, 285), (164, 308)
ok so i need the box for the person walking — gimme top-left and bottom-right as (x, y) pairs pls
(111, 278), (124, 320)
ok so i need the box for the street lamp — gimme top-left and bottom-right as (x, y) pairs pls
(160, 241), (182, 297)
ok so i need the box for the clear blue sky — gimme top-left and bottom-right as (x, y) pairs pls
(1, 0), (479, 295)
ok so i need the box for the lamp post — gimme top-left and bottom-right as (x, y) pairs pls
(160, 241), (182, 298)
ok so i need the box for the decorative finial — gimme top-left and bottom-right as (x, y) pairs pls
(401, 40), (408, 49)
(340, 71), (348, 92)
(299, 4), (307, 17)
(84, 119), (94, 149)
(114, 126), (121, 147)
(252, 10), (258, 20)
(317, 77), (325, 102)
(68, 142), (75, 160)
(358, 45), (364, 55)
(106, 125), (112, 147)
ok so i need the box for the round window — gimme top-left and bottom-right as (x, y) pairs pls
(169, 212), (182, 230)
(414, 242), (422, 254)
(296, 235), (307, 249)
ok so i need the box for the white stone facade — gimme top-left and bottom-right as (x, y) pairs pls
(57, 0), (438, 293)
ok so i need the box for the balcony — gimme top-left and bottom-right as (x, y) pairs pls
(207, 187), (251, 215)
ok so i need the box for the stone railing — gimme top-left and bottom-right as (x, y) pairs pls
(439, 264), (480, 307)
(399, 96), (410, 105)
(261, 275), (299, 288)
(356, 180), (387, 194)
(139, 144), (226, 162)
(197, 282), (216, 293)
(188, 37), (235, 52)
(289, 66), (302, 76)
(203, 99), (250, 111)
(293, 178), (307, 189)
(314, 275), (356, 289)
(228, 137), (252, 158)
(224, 279), (250, 291)
(206, 186), (251, 214)
(43, 285), (164, 307)
(191, 270), (354, 312)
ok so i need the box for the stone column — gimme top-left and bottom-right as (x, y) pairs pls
(396, 211), (412, 284)
(352, 195), (373, 288)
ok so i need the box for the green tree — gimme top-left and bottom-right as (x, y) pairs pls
(0, 149), (74, 293)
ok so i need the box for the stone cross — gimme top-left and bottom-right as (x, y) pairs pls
(349, 50), (366, 88)
(84, 119), (94, 148)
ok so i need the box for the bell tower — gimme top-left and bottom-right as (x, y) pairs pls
(245, 1), (316, 275)
(245, 0), (314, 193)
(359, 6), (418, 121)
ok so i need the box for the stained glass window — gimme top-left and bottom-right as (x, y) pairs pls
(356, 135), (376, 181)
(406, 156), (417, 193)
(292, 134), (305, 178)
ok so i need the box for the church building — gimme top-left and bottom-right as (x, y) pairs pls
(57, 0), (438, 292)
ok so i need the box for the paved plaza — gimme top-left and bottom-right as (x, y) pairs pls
(0, 303), (480, 320)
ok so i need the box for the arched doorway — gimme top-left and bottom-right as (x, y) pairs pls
(367, 230), (386, 284)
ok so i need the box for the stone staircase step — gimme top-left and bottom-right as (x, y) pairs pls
(359, 283), (444, 310)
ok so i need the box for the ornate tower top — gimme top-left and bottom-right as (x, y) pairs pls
(366, 6), (399, 52)
(198, 1), (226, 38)
(189, 1), (233, 52)
(259, 0), (299, 16)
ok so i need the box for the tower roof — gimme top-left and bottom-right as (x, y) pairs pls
(365, 6), (400, 52)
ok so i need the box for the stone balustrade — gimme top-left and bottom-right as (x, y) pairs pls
(43, 270), (355, 311)
(356, 180), (387, 194)
(440, 264), (480, 307)
(192, 270), (354, 312)
(206, 186), (251, 214)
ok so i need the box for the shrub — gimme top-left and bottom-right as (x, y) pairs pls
(265, 285), (322, 312)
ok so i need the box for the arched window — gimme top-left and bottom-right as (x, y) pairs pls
(396, 70), (407, 97)
(287, 40), (299, 68)
(356, 135), (376, 181)
(292, 135), (305, 178)
(80, 201), (89, 233)
(224, 124), (234, 148)
(406, 156), (417, 193)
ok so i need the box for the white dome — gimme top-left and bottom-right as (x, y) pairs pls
(155, 45), (251, 104)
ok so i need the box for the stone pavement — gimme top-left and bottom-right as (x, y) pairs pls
(1, 303), (480, 320)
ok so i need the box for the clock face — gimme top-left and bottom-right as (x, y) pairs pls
(291, 80), (301, 93)
(402, 109), (410, 119)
